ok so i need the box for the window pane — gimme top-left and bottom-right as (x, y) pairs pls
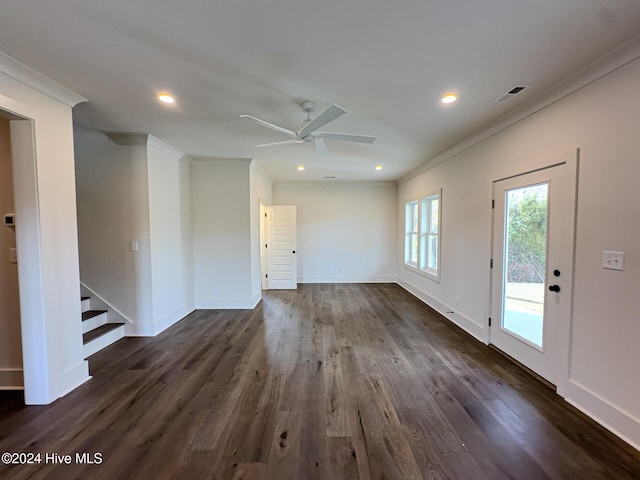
(405, 201), (418, 265)
(431, 199), (439, 233)
(411, 233), (418, 264)
(428, 235), (438, 270)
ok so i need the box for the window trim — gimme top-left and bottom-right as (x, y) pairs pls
(403, 189), (442, 283)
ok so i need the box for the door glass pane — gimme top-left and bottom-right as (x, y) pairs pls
(502, 183), (548, 347)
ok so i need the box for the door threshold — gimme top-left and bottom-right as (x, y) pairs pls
(489, 344), (557, 392)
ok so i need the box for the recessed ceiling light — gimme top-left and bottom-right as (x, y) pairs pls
(297, 165), (305, 171)
(158, 94), (175, 104)
(375, 165), (383, 170)
(441, 93), (457, 104)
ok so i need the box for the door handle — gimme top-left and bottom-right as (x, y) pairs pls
(548, 284), (560, 292)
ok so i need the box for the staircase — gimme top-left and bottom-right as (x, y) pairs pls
(81, 296), (125, 358)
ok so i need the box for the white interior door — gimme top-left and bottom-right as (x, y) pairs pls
(490, 162), (576, 385)
(265, 205), (297, 290)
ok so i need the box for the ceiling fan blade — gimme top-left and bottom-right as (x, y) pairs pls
(239, 115), (298, 139)
(297, 104), (347, 138)
(315, 137), (328, 156)
(254, 139), (303, 148)
(315, 132), (377, 144)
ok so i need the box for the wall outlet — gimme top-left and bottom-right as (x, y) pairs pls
(130, 240), (139, 252)
(602, 251), (624, 271)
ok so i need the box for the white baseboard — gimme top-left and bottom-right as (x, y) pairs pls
(123, 301), (196, 337)
(55, 360), (90, 400)
(0, 368), (24, 389)
(195, 291), (261, 310)
(397, 276), (487, 343)
(298, 274), (398, 284)
(563, 379), (640, 451)
(152, 300), (196, 336)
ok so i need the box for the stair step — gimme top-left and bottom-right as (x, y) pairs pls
(82, 310), (107, 321)
(81, 297), (92, 313)
(83, 323), (125, 345)
(83, 322), (125, 358)
(82, 309), (107, 334)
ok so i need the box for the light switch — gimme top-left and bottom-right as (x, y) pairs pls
(130, 241), (139, 252)
(602, 251), (624, 271)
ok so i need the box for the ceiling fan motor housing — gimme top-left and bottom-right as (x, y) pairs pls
(301, 101), (316, 113)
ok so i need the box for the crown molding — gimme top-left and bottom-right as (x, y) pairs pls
(188, 155), (252, 167)
(249, 159), (274, 185)
(0, 51), (87, 107)
(400, 34), (640, 184)
(273, 180), (396, 188)
(147, 135), (185, 160)
(104, 132), (148, 145)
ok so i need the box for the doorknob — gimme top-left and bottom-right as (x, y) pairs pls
(548, 284), (560, 292)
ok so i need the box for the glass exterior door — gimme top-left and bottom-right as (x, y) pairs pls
(490, 162), (575, 385)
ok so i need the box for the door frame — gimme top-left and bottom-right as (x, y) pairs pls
(259, 201), (268, 290)
(487, 148), (579, 396)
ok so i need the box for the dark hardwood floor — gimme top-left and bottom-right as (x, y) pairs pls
(1, 284), (638, 479)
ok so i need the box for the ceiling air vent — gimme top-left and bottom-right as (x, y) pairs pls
(495, 85), (530, 103)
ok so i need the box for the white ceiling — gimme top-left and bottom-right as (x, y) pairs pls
(1, 1), (639, 181)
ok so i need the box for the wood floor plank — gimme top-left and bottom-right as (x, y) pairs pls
(357, 373), (424, 480)
(266, 411), (302, 480)
(1, 283), (639, 480)
(325, 436), (359, 480)
(323, 325), (351, 437)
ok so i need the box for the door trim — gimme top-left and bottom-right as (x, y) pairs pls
(487, 148), (579, 396)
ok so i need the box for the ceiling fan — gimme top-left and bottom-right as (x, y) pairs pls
(240, 101), (376, 156)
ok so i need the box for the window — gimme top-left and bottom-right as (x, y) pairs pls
(420, 194), (439, 275)
(404, 201), (418, 267)
(404, 191), (441, 280)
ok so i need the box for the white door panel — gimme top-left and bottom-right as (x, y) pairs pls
(266, 205), (297, 289)
(490, 160), (577, 386)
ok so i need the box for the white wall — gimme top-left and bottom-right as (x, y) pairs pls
(398, 54), (640, 448)
(147, 136), (194, 334)
(0, 116), (22, 389)
(192, 159), (257, 308)
(0, 52), (89, 404)
(273, 182), (397, 283)
(250, 160), (273, 298)
(74, 126), (154, 332)
(75, 129), (195, 336)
